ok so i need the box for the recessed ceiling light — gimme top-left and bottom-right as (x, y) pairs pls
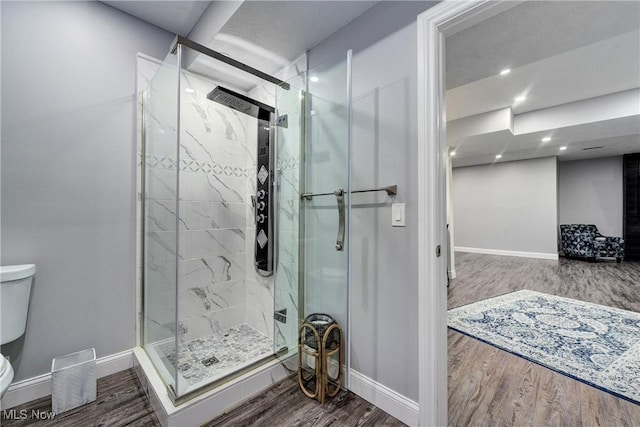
(496, 154), (502, 159)
(514, 95), (526, 102)
(450, 151), (456, 156)
(184, 87), (195, 94)
(309, 76), (319, 83)
(542, 136), (551, 142)
(559, 146), (567, 151)
(499, 68), (511, 76)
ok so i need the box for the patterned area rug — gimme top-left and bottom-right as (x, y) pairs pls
(448, 290), (640, 404)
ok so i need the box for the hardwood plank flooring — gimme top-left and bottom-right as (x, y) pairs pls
(1, 370), (402, 427)
(203, 377), (404, 427)
(448, 252), (640, 426)
(0, 368), (159, 427)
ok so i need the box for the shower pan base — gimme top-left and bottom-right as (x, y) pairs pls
(149, 324), (273, 393)
(134, 345), (295, 427)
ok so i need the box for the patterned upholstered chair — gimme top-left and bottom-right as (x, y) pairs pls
(560, 224), (624, 263)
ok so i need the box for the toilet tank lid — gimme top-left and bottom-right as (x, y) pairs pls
(1, 264), (36, 282)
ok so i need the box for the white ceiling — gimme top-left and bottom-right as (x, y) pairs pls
(102, 1), (377, 91)
(102, 1), (210, 36)
(446, 1), (640, 168)
(190, 1), (377, 91)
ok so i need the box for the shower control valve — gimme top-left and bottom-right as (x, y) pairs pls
(257, 190), (266, 199)
(257, 214), (266, 224)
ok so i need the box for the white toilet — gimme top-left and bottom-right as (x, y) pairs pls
(0, 264), (36, 398)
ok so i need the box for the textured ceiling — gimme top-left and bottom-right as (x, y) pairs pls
(102, 1), (210, 36)
(193, 1), (377, 90)
(216, 1), (377, 66)
(446, 1), (640, 167)
(102, 0), (377, 92)
(446, 1), (640, 90)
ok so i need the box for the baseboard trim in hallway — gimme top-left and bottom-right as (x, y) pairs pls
(348, 370), (419, 426)
(455, 246), (558, 260)
(0, 349), (134, 410)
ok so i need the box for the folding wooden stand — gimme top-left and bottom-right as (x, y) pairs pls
(297, 317), (343, 404)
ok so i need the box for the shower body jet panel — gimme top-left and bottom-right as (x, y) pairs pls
(207, 86), (276, 277)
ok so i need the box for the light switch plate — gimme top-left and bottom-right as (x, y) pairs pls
(392, 203), (405, 227)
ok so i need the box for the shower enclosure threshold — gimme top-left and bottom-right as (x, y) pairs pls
(134, 346), (295, 427)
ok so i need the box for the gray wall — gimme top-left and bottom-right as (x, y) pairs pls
(308, 1), (436, 402)
(558, 156), (623, 237)
(452, 157), (558, 255)
(1, 1), (173, 381)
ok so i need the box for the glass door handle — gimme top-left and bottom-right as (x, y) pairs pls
(335, 189), (345, 251)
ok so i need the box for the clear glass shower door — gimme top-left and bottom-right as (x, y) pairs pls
(303, 52), (351, 361)
(274, 52), (351, 380)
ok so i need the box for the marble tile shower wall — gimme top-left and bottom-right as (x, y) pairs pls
(249, 63), (305, 352)
(177, 70), (254, 342)
(137, 53), (306, 353)
(137, 55), (264, 345)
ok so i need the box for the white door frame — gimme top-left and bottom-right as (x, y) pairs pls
(416, 1), (521, 425)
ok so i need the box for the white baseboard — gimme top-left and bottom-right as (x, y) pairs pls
(348, 370), (419, 426)
(448, 269), (457, 279)
(455, 246), (558, 260)
(1, 349), (134, 410)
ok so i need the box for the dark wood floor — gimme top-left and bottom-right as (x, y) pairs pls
(0, 369), (159, 427)
(204, 379), (405, 427)
(204, 377), (404, 427)
(448, 252), (640, 426)
(0, 369), (402, 427)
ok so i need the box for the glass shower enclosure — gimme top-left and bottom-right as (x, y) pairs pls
(140, 37), (351, 402)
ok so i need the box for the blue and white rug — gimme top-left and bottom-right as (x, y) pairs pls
(448, 290), (640, 404)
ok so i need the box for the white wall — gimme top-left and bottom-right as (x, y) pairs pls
(1, 1), (174, 381)
(452, 157), (558, 256)
(308, 1), (437, 403)
(558, 156), (623, 237)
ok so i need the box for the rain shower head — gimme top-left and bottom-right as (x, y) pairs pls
(207, 86), (274, 120)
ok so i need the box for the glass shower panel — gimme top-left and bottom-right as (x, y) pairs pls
(303, 53), (351, 373)
(142, 48), (180, 392)
(274, 74), (306, 357)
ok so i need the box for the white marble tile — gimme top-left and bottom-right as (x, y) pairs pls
(178, 201), (209, 230)
(181, 71), (250, 144)
(245, 303), (272, 339)
(246, 277), (274, 314)
(145, 261), (176, 296)
(146, 291), (176, 343)
(182, 229), (246, 260)
(146, 231), (177, 264)
(180, 130), (252, 169)
(179, 170), (246, 203)
(146, 168), (177, 201)
(245, 276), (275, 340)
(146, 122), (179, 158)
(209, 202), (248, 229)
(179, 253), (245, 289)
(179, 304), (246, 342)
(276, 196), (299, 234)
(178, 280), (246, 316)
(146, 199), (178, 232)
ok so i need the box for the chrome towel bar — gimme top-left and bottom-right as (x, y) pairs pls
(301, 185), (397, 200)
(301, 185), (397, 251)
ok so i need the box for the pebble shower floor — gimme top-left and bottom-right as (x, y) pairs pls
(155, 323), (273, 386)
